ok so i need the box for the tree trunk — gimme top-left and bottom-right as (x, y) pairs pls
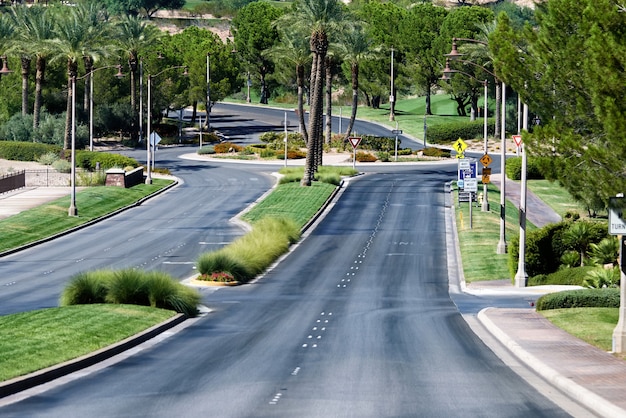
(324, 55), (332, 149)
(344, 62), (358, 138)
(302, 32), (326, 186)
(21, 56), (31, 117)
(33, 56), (46, 130)
(425, 83), (432, 116)
(260, 66), (269, 104)
(296, 63), (308, 145)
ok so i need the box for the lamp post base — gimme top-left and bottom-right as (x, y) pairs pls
(613, 310), (626, 353)
(482, 201), (489, 212)
(68, 205), (77, 217)
(496, 240), (507, 255)
(514, 270), (528, 288)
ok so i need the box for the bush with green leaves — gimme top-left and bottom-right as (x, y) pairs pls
(75, 151), (139, 171)
(535, 288), (620, 311)
(197, 145), (216, 155)
(508, 221), (571, 278)
(422, 147), (451, 158)
(359, 135), (395, 151)
(426, 118), (496, 144)
(0, 140), (61, 161)
(60, 269), (200, 317)
(589, 237), (619, 266)
(583, 267), (620, 289)
(37, 151), (60, 166)
(52, 159), (71, 173)
(529, 266), (594, 286)
(196, 252), (251, 282)
(505, 156), (545, 180)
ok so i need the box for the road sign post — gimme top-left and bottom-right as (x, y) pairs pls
(392, 125), (402, 162)
(610, 196), (626, 353)
(349, 137), (362, 170)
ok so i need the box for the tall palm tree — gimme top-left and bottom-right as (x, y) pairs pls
(337, 22), (376, 139)
(9, 5), (55, 128)
(280, 0), (343, 186)
(114, 15), (162, 141)
(50, 2), (112, 150)
(266, 27), (311, 144)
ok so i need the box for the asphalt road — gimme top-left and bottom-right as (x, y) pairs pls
(0, 169), (568, 417)
(0, 151), (275, 315)
(0, 105), (566, 416)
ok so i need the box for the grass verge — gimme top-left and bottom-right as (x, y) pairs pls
(0, 179), (173, 253)
(0, 305), (176, 382)
(539, 308), (616, 352)
(242, 181), (337, 229)
(455, 183), (537, 282)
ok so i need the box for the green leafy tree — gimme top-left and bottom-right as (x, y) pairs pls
(231, 2), (283, 104)
(49, 1), (114, 150)
(9, 5), (56, 130)
(267, 26), (312, 144)
(103, 0), (185, 18)
(490, 0), (626, 210)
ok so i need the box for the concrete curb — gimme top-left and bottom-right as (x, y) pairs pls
(477, 308), (626, 418)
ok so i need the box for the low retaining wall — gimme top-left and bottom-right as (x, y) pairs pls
(105, 166), (145, 188)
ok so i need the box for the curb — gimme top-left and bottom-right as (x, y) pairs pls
(0, 313), (186, 399)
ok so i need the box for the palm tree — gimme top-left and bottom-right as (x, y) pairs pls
(280, 0), (343, 186)
(9, 5), (55, 129)
(6, 8), (30, 117)
(563, 221), (599, 267)
(114, 15), (162, 141)
(266, 27), (311, 144)
(337, 22), (375, 139)
(49, 2), (113, 150)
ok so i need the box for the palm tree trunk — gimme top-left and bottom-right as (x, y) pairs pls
(345, 62), (358, 138)
(33, 56), (46, 130)
(324, 55), (332, 149)
(21, 56), (31, 117)
(296, 63), (308, 145)
(83, 56), (93, 111)
(302, 51), (324, 186)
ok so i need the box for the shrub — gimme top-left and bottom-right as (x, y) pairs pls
(75, 151), (139, 171)
(197, 145), (215, 155)
(529, 266), (594, 286)
(52, 159), (71, 173)
(38, 151), (60, 165)
(589, 237), (619, 266)
(315, 172), (341, 186)
(60, 270), (111, 305)
(197, 252), (251, 282)
(426, 118), (496, 144)
(359, 135), (395, 151)
(214, 142), (243, 153)
(560, 250), (580, 268)
(535, 288), (620, 311)
(377, 151), (390, 162)
(276, 149), (306, 160)
(398, 148), (413, 156)
(61, 269), (200, 316)
(78, 170), (106, 186)
(0, 140), (61, 161)
(583, 267), (620, 289)
(355, 151), (377, 162)
(505, 156), (545, 180)
(422, 147), (451, 158)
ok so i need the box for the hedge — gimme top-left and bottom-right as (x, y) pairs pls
(535, 288), (620, 311)
(508, 221), (571, 278)
(75, 151), (139, 171)
(505, 156), (545, 180)
(426, 118), (495, 144)
(0, 141), (61, 161)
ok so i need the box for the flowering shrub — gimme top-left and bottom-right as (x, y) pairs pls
(214, 142), (243, 153)
(200, 271), (236, 282)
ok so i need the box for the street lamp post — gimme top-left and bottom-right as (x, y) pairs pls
(70, 65), (124, 216)
(206, 54), (211, 131)
(389, 47), (395, 121)
(514, 103), (529, 287)
(146, 65), (188, 184)
(246, 72), (251, 103)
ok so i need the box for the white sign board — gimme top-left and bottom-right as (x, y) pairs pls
(609, 197), (626, 235)
(149, 132), (162, 146)
(464, 178), (478, 192)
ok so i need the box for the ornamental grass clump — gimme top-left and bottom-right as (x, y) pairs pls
(60, 269), (200, 317)
(196, 217), (300, 284)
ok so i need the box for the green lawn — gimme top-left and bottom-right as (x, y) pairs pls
(0, 305), (176, 382)
(527, 179), (589, 218)
(242, 181), (337, 229)
(540, 308), (617, 352)
(0, 179), (173, 253)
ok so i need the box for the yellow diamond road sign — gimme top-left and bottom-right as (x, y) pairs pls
(453, 139), (468, 154)
(480, 153), (492, 167)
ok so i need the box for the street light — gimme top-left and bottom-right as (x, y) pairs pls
(146, 65), (188, 184)
(389, 47), (395, 121)
(69, 64), (124, 216)
(0, 55), (12, 76)
(442, 60), (489, 212)
(446, 38), (508, 253)
(246, 72), (251, 103)
(514, 103), (530, 288)
(206, 54), (211, 132)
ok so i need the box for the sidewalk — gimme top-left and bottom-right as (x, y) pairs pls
(0, 187), (74, 220)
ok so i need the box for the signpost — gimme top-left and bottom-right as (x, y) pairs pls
(453, 138), (468, 159)
(610, 196), (626, 353)
(392, 124), (402, 162)
(349, 137), (362, 170)
(149, 132), (162, 170)
(458, 158), (478, 229)
(512, 134), (523, 148)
